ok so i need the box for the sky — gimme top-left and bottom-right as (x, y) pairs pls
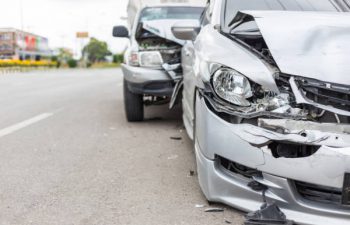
(0, 0), (129, 56)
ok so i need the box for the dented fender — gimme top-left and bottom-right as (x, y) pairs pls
(193, 25), (279, 92)
(233, 122), (350, 148)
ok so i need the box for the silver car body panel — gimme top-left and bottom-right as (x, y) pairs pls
(181, 24), (280, 134)
(123, 4), (202, 94)
(194, 25), (279, 92)
(258, 118), (350, 137)
(142, 19), (189, 45)
(236, 11), (350, 85)
(122, 64), (172, 84)
(124, 18), (190, 85)
(196, 94), (350, 188)
(196, 148), (350, 225)
(195, 95), (350, 225)
(180, 1), (350, 223)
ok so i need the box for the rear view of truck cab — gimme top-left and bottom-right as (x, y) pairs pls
(113, 0), (204, 122)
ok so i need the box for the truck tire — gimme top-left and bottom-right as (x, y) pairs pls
(123, 79), (144, 122)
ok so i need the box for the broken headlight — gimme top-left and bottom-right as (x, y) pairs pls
(139, 51), (163, 68)
(212, 68), (253, 106)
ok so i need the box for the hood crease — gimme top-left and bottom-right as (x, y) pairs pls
(233, 11), (350, 85)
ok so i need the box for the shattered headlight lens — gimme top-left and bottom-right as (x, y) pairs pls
(212, 68), (252, 106)
(139, 51), (163, 68)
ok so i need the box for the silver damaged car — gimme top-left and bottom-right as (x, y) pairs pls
(171, 0), (350, 224)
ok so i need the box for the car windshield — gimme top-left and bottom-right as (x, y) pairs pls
(223, 0), (340, 30)
(140, 7), (203, 22)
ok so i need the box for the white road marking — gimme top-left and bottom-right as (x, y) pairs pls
(117, 83), (123, 87)
(0, 113), (54, 138)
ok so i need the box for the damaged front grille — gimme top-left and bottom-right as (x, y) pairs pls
(296, 77), (350, 111)
(159, 48), (181, 65)
(268, 142), (320, 158)
(136, 25), (182, 65)
(294, 181), (343, 206)
(218, 156), (262, 179)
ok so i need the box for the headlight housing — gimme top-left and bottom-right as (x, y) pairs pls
(212, 68), (252, 106)
(128, 51), (139, 66)
(139, 51), (163, 68)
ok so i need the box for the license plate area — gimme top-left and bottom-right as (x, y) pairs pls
(342, 173), (350, 206)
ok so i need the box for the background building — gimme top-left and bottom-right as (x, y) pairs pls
(0, 28), (51, 60)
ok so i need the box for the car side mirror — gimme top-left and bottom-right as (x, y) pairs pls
(113, 26), (129, 38)
(171, 21), (200, 41)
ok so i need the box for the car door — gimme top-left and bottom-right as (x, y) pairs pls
(182, 5), (210, 139)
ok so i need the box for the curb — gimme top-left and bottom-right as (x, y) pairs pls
(0, 67), (53, 75)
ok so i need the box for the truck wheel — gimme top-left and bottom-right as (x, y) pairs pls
(123, 79), (144, 122)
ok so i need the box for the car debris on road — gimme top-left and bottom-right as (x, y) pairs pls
(204, 208), (225, 213)
(170, 136), (182, 140)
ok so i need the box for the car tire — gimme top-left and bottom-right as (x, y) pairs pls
(123, 79), (144, 122)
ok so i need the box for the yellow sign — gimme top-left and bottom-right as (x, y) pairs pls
(76, 32), (89, 38)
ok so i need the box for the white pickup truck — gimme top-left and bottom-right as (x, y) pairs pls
(113, 0), (205, 121)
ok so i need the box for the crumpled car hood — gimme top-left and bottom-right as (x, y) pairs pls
(234, 11), (350, 85)
(142, 19), (195, 46)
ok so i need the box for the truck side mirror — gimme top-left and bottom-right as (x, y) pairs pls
(113, 26), (129, 38)
(171, 21), (200, 41)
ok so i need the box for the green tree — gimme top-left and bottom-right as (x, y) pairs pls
(113, 54), (124, 63)
(67, 59), (78, 68)
(57, 48), (73, 62)
(53, 48), (74, 68)
(82, 38), (111, 63)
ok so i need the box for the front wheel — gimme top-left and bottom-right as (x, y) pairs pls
(123, 79), (144, 122)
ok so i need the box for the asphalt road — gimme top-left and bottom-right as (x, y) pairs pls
(0, 68), (244, 225)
